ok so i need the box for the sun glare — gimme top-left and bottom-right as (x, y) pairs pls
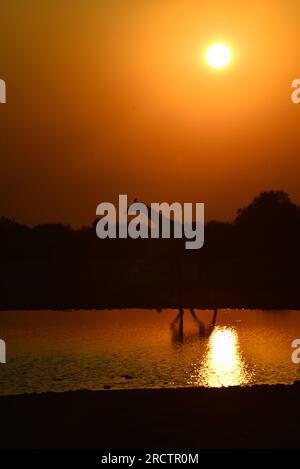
(206, 43), (232, 69)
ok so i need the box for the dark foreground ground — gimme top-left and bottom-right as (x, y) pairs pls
(0, 383), (300, 449)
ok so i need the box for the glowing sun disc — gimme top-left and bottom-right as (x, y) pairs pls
(206, 44), (231, 69)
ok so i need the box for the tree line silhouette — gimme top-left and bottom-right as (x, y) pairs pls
(1, 190), (299, 309)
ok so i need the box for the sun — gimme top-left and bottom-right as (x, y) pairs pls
(206, 43), (231, 69)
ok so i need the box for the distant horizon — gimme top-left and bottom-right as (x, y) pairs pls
(0, 187), (297, 229)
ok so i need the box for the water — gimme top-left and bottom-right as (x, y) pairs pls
(0, 309), (299, 395)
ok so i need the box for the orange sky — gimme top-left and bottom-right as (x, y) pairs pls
(1, 0), (300, 226)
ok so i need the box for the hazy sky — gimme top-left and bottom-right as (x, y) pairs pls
(1, 0), (300, 226)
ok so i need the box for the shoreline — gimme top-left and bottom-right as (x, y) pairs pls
(1, 383), (300, 448)
(1, 305), (300, 311)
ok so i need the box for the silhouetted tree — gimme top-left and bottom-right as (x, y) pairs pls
(0, 191), (300, 309)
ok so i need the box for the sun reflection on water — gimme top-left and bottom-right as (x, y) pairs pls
(189, 326), (250, 387)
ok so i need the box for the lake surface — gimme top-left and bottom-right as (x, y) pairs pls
(0, 309), (300, 395)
